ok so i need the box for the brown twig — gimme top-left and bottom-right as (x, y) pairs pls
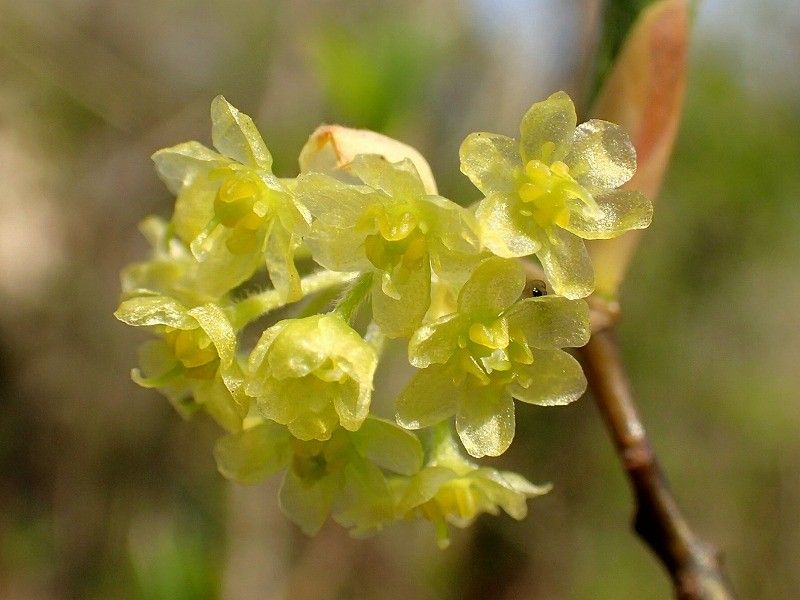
(580, 322), (736, 600)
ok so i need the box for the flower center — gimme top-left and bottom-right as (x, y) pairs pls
(211, 169), (272, 254)
(517, 159), (584, 229)
(163, 328), (219, 380)
(359, 205), (428, 274)
(452, 317), (535, 386)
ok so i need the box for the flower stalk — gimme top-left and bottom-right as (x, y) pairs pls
(581, 323), (735, 600)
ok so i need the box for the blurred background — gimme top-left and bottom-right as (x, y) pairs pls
(0, 0), (798, 598)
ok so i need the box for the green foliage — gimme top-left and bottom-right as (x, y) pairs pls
(116, 92), (648, 542)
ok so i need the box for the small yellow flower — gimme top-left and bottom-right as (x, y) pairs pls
(460, 91), (652, 299)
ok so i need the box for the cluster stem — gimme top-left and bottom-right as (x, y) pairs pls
(580, 325), (736, 600)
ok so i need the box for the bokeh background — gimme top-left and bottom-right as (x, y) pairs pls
(1, 0), (798, 598)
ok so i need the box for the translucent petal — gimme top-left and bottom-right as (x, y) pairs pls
(333, 458), (394, 534)
(295, 172), (381, 227)
(137, 339), (179, 378)
(349, 417), (424, 476)
(172, 178), (217, 244)
(564, 189), (653, 239)
(495, 470), (552, 497)
(151, 142), (226, 194)
(187, 303), (236, 367)
(279, 468), (337, 535)
(459, 132), (519, 195)
(114, 295), (195, 329)
(407, 314), (464, 368)
(538, 228), (594, 299)
(194, 376), (245, 433)
(519, 91), (577, 164)
(471, 468), (530, 519)
(371, 259), (431, 338)
(395, 366), (460, 430)
(317, 315), (378, 385)
(396, 466), (457, 515)
(210, 95), (273, 169)
(457, 256), (525, 318)
(304, 223), (370, 273)
(258, 377), (341, 441)
(247, 321), (290, 381)
(418, 195), (480, 255)
(504, 296), (590, 349)
(214, 421), (292, 484)
(265, 222), (302, 302)
(508, 349), (587, 406)
(565, 120), (636, 193)
(189, 249), (262, 299)
(475, 193), (542, 258)
(350, 154), (425, 199)
(331, 379), (369, 432)
(455, 388), (515, 458)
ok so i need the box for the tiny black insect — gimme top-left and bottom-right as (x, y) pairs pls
(527, 279), (547, 297)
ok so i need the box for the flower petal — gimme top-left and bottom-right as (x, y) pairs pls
(475, 193), (542, 258)
(508, 349), (587, 406)
(408, 314), (464, 368)
(214, 421), (292, 484)
(395, 366), (460, 430)
(333, 458), (395, 535)
(565, 120), (636, 193)
(459, 132), (519, 195)
(396, 466), (458, 515)
(296, 172), (381, 227)
(455, 388), (515, 458)
(371, 259), (431, 338)
(519, 91), (577, 164)
(538, 228), (594, 299)
(210, 95), (273, 169)
(350, 154), (426, 199)
(457, 256), (525, 318)
(258, 377), (342, 441)
(504, 296), (590, 349)
(304, 224), (371, 273)
(187, 303), (236, 366)
(279, 468), (337, 535)
(151, 142), (226, 195)
(349, 417), (424, 476)
(114, 295), (195, 329)
(565, 189), (652, 239)
(194, 376), (245, 433)
(265, 221), (302, 302)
